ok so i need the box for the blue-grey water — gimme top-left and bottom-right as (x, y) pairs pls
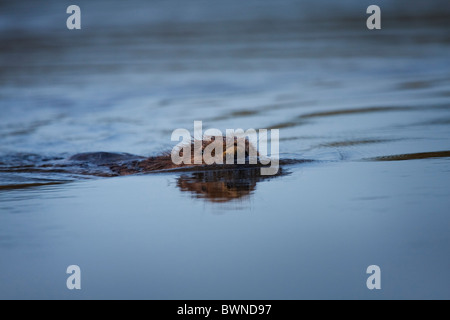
(0, 0), (449, 299)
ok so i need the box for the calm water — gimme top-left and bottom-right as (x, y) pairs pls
(0, 0), (449, 299)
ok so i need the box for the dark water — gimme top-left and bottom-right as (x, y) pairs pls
(0, 0), (449, 299)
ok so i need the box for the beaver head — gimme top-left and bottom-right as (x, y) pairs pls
(177, 136), (259, 165)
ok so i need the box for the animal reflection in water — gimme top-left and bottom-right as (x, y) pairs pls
(176, 166), (285, 203)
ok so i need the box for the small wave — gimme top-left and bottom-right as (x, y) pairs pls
(0, 181), (67, 191)
(317, 139), (393, 148)
(300, 106), (410, 119)
(365, 151), (450, 162)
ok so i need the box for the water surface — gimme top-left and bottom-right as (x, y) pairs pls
(0, 0), (449, 299)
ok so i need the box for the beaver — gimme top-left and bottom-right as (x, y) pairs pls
(1, 138), (308, 201)
(69, 136), (263, 176)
